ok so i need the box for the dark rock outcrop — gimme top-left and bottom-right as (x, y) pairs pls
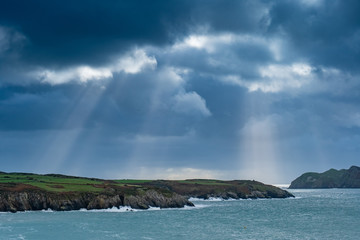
(289, 166), (360, 189)
(123, 190), (190, 209)
(0, 190), (193, 213)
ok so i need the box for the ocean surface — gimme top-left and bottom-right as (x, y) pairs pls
(0, 189), (359, 240)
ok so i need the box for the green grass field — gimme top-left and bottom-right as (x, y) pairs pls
(176, 179), (231, 186)
(0, 173), (168, 193)
(0, 173), (110, 192)
(0, 172), (278, 195)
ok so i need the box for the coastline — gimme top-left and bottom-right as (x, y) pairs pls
(0, 172), (294, 213)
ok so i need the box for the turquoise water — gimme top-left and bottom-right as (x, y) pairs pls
(0, 189), (359, 239)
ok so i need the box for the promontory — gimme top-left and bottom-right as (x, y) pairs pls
(289, 166), (360, 189)
(0, 172), (294, 212)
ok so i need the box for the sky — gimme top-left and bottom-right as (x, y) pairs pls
(1, 0), (360, 183)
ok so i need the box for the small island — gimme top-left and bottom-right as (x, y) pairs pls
(289, 166), (360, 189)
(0, 172), (294, 212)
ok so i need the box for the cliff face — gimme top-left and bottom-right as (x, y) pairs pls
(0, 190), (193, 213)
(289, 166), (360, 189)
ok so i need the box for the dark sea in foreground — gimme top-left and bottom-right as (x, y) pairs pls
(0, 189), (359, 240)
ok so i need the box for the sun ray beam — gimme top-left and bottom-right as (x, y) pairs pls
(38, 82), (108, 174)
(237, 94), (281, 183)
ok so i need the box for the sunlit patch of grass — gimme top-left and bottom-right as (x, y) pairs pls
(0, 173), (105, 192)
(114, 179), (153, 184)
(0, 174), (102, 184)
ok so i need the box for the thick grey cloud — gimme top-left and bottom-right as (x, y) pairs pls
(1, 0), (360, 183)
(269, 0), (360, 71)
(0, 0), (268, 68)
(0, 0), (188, 66)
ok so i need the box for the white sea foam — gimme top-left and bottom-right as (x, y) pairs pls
(76, 205), (206, 212)
(191, 204), (209, 209)
(147, 207), (161, 211)
(189, 197), (237, 202)
(189, 197), (222, 201)
(22, 208), (55, 213)
(41, 208), (54, 212)
(78, 206), (138, 212)
(3, 204), (208, 214)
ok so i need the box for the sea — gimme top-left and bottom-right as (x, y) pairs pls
(0, 188), (359, 240)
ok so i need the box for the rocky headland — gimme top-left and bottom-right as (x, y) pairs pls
(0, 172), (294, 212)
(289, 166), (360, 189)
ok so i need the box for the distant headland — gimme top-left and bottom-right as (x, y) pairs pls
(0, 172), (294, 212)
(289, 166), (360, 189)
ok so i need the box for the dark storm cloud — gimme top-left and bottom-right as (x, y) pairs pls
(0, 0), (268, 68)
(0, 0), (190, 66)
(1, 0), (359, 72)
(269, 0), (360, 71)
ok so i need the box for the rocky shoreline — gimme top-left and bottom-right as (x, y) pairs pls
(0, 190), (192, 213)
